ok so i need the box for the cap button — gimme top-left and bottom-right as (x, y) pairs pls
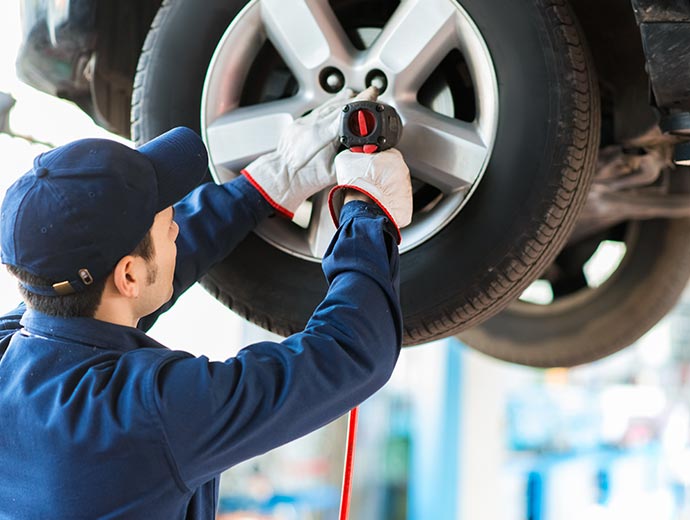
(34, 167), (49, 178)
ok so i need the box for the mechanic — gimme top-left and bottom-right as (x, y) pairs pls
(0, 87), (412, 519)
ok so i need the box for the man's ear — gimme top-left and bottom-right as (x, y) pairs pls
(111, 255), (141, 299)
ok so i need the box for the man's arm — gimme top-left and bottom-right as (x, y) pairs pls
(149, 201), (401, 489)
(138, 176), (273, 330)
(139, 90), (379, 330)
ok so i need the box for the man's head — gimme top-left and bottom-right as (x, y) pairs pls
(1, 127), (208, 320)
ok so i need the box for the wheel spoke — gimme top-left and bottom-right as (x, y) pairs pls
(398, 104), (490, 193)
(368, 0), (458, 92)
(305, 191), (336, 258)
(205, 96), (310, 176)
(261, 0), (354, 82)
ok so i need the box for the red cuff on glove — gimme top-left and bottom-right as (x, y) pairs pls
(242, 169), (294, 219)
(328, 185), (402, 244)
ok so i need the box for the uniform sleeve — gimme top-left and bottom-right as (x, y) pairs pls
(138, 176), (273, 330)
(151, 201), (402, 489)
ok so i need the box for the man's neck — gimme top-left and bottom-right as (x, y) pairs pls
(93, 301), (139, 328)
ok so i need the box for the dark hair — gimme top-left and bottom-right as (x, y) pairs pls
(7, 230), (155, 318)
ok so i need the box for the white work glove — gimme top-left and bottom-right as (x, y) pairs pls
(242, 86), (379, 219)
(328, 148), (413, 243)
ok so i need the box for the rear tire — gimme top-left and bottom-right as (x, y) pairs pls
(460, 218), (690, 367)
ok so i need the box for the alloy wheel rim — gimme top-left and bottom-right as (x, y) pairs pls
(201, 0), (499, 261)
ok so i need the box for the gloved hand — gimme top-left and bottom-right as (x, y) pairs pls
(328, 148), (413, 243)
(242, 86), (379, 219)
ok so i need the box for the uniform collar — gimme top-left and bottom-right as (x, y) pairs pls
(19, 309), (167, 353)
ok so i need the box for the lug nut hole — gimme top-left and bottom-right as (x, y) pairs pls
(319, 67), (346, 93)
(366, 69), (388, 94)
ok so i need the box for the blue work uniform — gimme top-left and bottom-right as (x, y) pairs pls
(0, 177), (402, 519)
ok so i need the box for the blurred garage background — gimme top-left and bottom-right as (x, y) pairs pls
(2, 2), (690, 519)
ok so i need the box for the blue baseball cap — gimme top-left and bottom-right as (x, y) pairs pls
(0, 127), (208, 296)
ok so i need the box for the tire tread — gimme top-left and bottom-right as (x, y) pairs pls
(403, 0), (601, 352)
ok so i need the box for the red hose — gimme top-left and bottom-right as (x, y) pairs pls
(338, 406), (359, 520)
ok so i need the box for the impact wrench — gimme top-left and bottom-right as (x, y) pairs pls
(336, 99), (403, 520)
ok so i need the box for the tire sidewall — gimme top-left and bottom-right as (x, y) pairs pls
(401, 0), (592, 335)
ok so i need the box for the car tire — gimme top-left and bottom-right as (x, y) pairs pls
(459, 217), (690, 367)
(132, 0), (600, 345)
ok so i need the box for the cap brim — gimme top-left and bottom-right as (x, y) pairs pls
(137, 127), (209, 211)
